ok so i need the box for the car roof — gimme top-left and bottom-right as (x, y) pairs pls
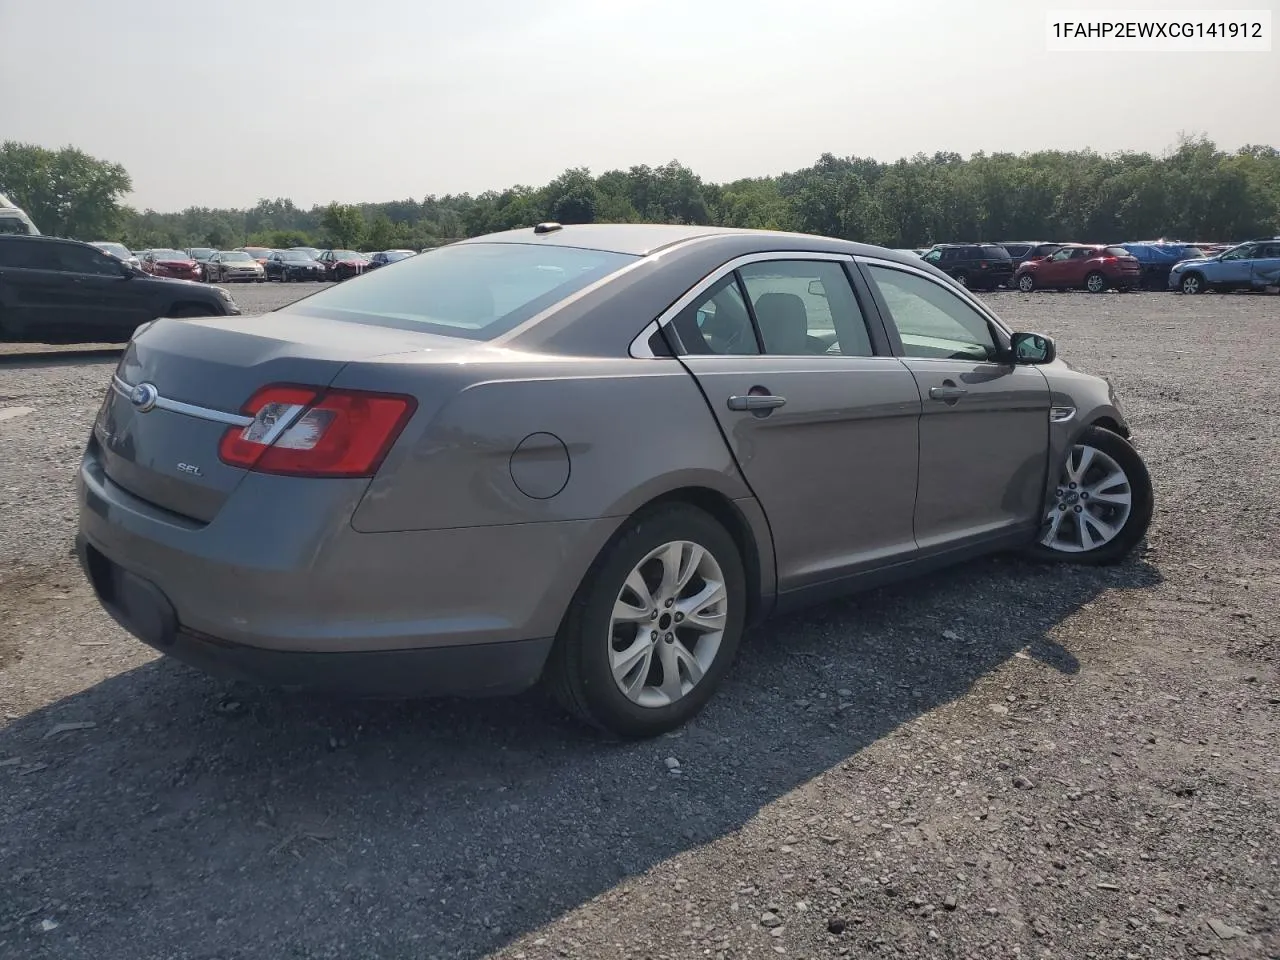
(460, 223), (926, 264)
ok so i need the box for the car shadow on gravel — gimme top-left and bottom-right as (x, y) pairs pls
(0, 554), (1161, 959)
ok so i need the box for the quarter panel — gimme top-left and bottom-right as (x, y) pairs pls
(344, 357), (751, 533)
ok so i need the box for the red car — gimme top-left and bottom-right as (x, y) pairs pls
(1013, 244), (1141, 293)
(139, 248), (201, 282)
(317, 249), (370, 281)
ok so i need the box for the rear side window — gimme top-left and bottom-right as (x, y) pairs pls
(291, 242), (638, 340)
(1104, 246), (1130, 257)
(1003, 244), (1031, 258)
(0, 240), (58, 270)
(0, 217), (32, 236)
(980, 245), (1011, 259)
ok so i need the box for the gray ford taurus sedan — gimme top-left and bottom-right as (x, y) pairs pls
(76, 223), (1153, 737)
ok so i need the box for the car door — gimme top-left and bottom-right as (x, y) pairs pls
(858, 258), (1050, 551)
(1035, 247), (1073, 287)
(0, 239), (84, 338)
(664, 253), (922, 595)
(48, 241), (151, 339)
(1212, 243), (1256, 287)
(1249, 241), (1280, 288)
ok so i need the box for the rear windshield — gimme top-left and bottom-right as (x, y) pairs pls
(980, 245), (1011, 259)
(151, 249), (186, 260)
(290, 241), (637, 340)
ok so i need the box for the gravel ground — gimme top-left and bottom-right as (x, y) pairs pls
(0, 289), (1277, 960)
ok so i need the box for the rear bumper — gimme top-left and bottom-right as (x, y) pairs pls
(75, 447), (621, 694)
(75, 534), (551, 696)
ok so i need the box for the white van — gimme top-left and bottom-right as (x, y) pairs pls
(0, 193), (40, 235)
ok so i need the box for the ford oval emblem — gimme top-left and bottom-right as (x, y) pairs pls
(130, 382), (159, 413)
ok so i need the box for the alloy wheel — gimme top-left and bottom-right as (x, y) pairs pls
(1182, 274), (1202, 294)
(1086, 273), (1106, 293)
(1018, 274), (1035, 292)
(1040, 444), (1133, 553)
(608, 540), (728, 708)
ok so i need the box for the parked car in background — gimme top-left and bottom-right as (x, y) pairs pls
(1013, 244), (1140, 293)
(0, 235), (238, 343)
(238, 246), (275, 268)
(265, 249), (325, 282)
(205, 250), (266, 283)
(1116, 242), (1206, 291)
(140, 248), (202, 282)
(999, 242), (1062, 271)
(289, 246), (323, 260)
(185, 247), (217, 281)
(920, 243), (1014, 290)
(1169, 239), (1280, 294)
(90, 241), (141, 272)
(317, 249), (370, 281)
(73, 223), (1153, 738)
(0, 192), (40, 235)
(366, 249), (417, 270)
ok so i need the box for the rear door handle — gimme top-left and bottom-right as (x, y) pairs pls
(727, 394), (787, 412)
(928, 385), (968, 401)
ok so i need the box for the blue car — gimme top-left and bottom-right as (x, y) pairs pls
(1168, 238), (1280, 294)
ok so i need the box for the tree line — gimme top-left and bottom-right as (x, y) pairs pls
(2, 137), (1277, 254)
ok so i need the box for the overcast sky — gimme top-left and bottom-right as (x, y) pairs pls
(1, 0), (1275, 212)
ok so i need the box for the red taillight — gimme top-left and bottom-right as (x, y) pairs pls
(1102, 256), (1117, 263)
(979, 261), (988, 268)
(218, 384), (416, 478)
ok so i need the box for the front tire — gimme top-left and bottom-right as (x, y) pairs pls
(1180, 272), (1205, 295)
(952, 271), (969, 288)
(1027, 426), (1153, 566)
(545, 504), (747, 738)
(1017, 273), (1036, 293)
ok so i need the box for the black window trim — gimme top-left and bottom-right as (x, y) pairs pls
(850, 255), (1014, 363)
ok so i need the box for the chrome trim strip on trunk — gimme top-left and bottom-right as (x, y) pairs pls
(111, 375), (254, 427)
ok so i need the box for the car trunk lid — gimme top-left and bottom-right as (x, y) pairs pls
(95, 313), (450, 523)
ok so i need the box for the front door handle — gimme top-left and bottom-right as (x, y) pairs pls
(928, 385), (968, 402)
(727, 394), (787, 412)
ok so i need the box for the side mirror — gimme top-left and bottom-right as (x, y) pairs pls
(120, 262), (136, 278)
(807, 279), (827, 297)
(1011, 331), (1055, 364)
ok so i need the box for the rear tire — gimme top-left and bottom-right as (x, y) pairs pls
(952, 271), (969, 288)
(1085, 271), (1107, 294)
(545, 504), (747, 738)
(1026, 425), (1153, 567)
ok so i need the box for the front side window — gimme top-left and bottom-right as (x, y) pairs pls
(290, 241), (637, 340)
(738, 260), (873, 357)
(865, 264), (998, 362)
(922, 249), (942, 264)
(1048, 248), (1073, 262)
(1220, 244), (1256, 261)
(56, 244), (122, 276)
